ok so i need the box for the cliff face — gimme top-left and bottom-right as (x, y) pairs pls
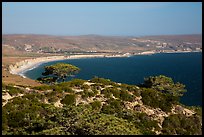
(8, 56), (66, 75)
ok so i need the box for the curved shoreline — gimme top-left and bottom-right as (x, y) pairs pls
(9, 51), (202, 78)
(17, 62), (46, 78)
(8, 54), (130, 78)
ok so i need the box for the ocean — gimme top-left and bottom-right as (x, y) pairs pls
(24, 52), (202, 106)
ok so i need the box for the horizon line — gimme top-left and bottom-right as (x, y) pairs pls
(2, 33), (202, 37)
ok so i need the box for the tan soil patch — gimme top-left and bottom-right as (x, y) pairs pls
(2, 57), (42, 87)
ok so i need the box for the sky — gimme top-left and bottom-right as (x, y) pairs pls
(2, 2), (202, 36)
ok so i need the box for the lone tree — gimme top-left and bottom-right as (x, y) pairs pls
(143, 75), (186, 97)
(37, 63), (80, 84)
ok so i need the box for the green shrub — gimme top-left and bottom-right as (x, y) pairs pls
(101, 104), (114, 114)
(101, 99), (123, 114)
(8, 111), (25, 128)
(81, 91), (89, 99)
(57, 81), (70, 87)
(90, 101), (101, 110)
(37, 127), (67, 135)
(162, 114), (202, 135)
(101, 88), (110, 98)
(116, 110), (159, 135)
(81, 90), (96, 99)
(56, 82), (74, 93)
(61, 94), (76, 106)
(143, 75), (186, 97)
(76, 113), (141, 135)
(23, 93), (37, 100)
(132, 91), (140, 97)
(88, 91), (95, 97)
(4, 85), (24, 96)
(48, 96), (59, 103)
(90, 77), (115, 85)
(63, 87), (74, 93)
(68, 79), (85, 87)
(119, 90), (134, 102)
(110, 88), (121, 98)
(141, 88), (178, 112)
(2, 108), (8, 130)
(45, 91), (58, 98)
(82, 84), (90, 90)
(92, 89), (99, 96)
(33, 85), (52, 91)
(52, 86), (63, 92)
(110, 99), (122, 109)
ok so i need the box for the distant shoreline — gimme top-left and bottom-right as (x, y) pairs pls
(9, 51), (202, 78)
(9, 54), (130, 78)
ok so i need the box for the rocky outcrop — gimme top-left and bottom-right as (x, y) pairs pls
(171, 105), (195, 117)
(2, 92), (24, 107)
(54, 100), (63, 108)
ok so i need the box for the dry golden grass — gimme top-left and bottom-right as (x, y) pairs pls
(2, 56), (33, 65)
(2, 57), (42, 87)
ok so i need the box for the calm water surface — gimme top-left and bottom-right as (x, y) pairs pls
(24, 52), (202, 106)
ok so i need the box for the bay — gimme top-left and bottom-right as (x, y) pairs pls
(24, 52), (202, 106)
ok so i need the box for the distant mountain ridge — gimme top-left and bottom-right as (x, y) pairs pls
(2, 34), (202, 56)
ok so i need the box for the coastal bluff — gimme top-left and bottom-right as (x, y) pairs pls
(9, 56), (67, 75)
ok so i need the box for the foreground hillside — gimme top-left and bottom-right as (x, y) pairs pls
(2, 75), (202, 135)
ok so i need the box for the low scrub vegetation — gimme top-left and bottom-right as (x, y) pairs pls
(2, 75), (202, 135)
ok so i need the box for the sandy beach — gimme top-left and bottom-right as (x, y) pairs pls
(9, 50), (201, 78)
(9, 54), (130, 78)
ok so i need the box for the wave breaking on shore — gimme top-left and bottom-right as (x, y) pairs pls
(8, 54), (130, 78)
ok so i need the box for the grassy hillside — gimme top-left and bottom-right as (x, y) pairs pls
(2, 34), (202, 55)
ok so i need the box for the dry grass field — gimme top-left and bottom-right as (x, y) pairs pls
(2, 56), (42, 87)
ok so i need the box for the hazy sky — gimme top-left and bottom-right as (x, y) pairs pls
(2, 2), (202, 36)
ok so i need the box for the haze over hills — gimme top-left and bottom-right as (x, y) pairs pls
(2, 34), (202, 56)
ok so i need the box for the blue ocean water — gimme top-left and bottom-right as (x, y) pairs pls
(24, 52), (202, 106)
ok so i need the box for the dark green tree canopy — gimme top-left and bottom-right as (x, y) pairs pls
(143, 75), (186, 97)
(37, 63), (80, 84)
